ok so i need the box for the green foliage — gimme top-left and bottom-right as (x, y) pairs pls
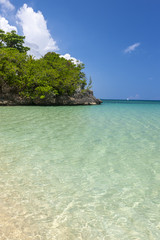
(0, 33), (87, 100)
(87, 76), (93, 90)
(0, 30), (5, 47)
(0, 48), (28, 89)
(0, 29), (30, 53)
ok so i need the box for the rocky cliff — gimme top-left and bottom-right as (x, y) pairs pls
(0, 85), (102, 106)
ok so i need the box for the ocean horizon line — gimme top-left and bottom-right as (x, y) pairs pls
(100, 98), (160, 102)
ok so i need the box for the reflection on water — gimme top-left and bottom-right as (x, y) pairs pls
(0, 102), (160, 239)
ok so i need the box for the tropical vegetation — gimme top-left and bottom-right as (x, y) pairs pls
(0, 29), (88, 100)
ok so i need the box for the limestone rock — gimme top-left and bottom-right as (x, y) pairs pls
(0, 89), (102, 106)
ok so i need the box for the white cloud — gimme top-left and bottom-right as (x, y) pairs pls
(124, 42), (140, 54)
(0, 3), (80, 63)
(0, 0), (14, 11)
(127, 94), (140, 100)
(60, 53), (81, 65)
(16, 4), (59, 58)
(0, 16), (17, 32)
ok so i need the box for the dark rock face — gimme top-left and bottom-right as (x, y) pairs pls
(0, 88), (102, 106)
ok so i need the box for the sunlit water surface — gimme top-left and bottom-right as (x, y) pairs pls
(1, 100), (160, 240)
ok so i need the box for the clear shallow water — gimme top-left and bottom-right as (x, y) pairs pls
(0, 101), (160, 239)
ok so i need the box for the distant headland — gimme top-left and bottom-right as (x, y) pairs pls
(0, 29), (102, 106)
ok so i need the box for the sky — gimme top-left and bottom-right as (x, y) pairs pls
(0, 0), (160, 100)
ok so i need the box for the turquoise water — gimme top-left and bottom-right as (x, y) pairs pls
(0, 101), (160, 239)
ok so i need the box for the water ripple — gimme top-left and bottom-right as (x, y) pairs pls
(0, 103), (160, 239)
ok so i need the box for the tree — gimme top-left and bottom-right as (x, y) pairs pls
(87, 76), (92, 90)
(0, 31), (88, 100)
(0, 48), (28, 91)
(0, 29), (5, 47)
(0, 29), (30, 53)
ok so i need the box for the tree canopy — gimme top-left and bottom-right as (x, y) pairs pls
(0, 29), (87, 100)
(0, 29), (30, 53)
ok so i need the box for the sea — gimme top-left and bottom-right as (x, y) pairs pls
(0, 100), (160, 240)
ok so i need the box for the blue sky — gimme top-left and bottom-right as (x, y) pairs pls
(0, 0), (160, 99)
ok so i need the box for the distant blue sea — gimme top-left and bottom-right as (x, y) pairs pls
(102, 99), (160, 104)
(0, 100), (160, 239)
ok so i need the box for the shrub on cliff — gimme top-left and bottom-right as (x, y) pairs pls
(0, 30), (87, 99)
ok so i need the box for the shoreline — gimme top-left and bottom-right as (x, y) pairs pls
(0, 90), (102, 106)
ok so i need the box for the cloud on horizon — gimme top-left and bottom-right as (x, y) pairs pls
(127, 94), (140, 100)
(124, 42), (140, 54)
